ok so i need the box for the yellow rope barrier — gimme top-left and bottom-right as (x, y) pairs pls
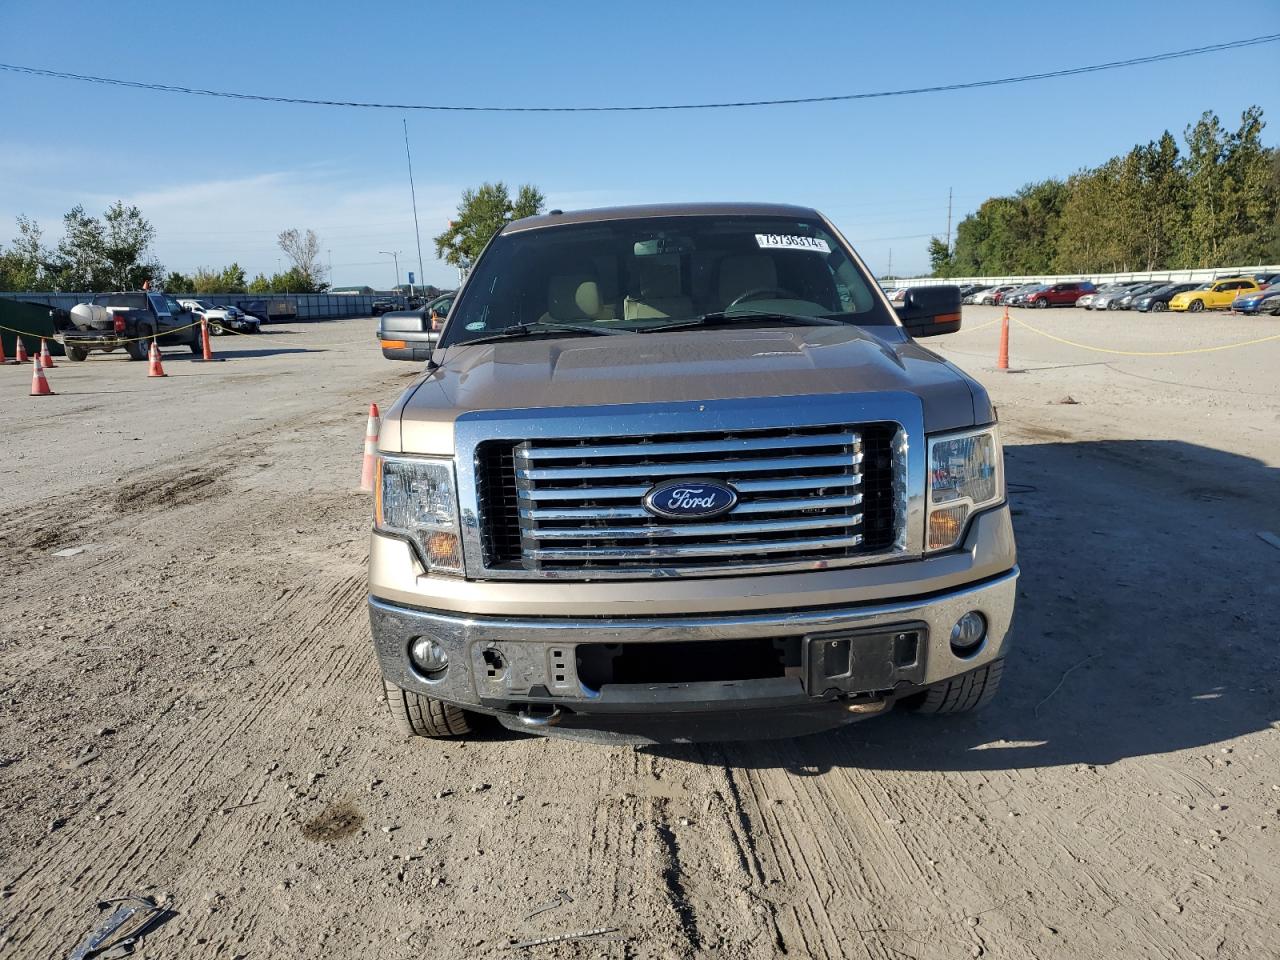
(1009, 314), (1280, 357)
(0, 318), (205, 345)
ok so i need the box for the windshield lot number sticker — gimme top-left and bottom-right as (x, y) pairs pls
(755, 234), (830, 253)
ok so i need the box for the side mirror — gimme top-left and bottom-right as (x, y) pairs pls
(894, 285), (961, 338)
(382, 313), (429, 335)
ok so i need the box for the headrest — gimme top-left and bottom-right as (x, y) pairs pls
(718, 254), (778, 304)
(631, 255), (682, 299)
(547, 274), (601, 321)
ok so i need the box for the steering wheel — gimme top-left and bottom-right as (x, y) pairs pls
(726, 287), (802, 309)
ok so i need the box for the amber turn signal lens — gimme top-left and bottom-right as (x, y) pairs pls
(927, 505), (967, 551)
(380, 339), (407, 349)
(425, 532), (462, 569)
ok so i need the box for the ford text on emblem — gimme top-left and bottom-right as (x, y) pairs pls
(642, 479), (739, 520)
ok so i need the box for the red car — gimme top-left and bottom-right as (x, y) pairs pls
(1025, 281), (1096, 308)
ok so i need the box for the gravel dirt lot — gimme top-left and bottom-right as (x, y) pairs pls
(1, 308), (1277, 959)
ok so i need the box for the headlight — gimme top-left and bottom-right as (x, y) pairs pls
(374, 455), (464, 575)
(926, 425), (1004, 552)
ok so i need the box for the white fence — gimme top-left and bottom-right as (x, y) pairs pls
(888, 263), (1280, 288)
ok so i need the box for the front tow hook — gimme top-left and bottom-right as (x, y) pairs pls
(516, 706), (562, 728)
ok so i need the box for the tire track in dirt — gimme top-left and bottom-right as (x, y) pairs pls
(3, 562), (372, 957)
(0, 403), (381, 956)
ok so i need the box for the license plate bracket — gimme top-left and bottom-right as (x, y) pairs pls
(802, 623), (927, 696)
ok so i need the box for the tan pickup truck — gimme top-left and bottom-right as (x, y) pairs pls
(368, 203), (1016, 743)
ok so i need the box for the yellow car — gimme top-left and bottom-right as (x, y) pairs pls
(1169, 277), (1260, 312)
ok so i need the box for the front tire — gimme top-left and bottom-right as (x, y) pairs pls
(66, 345), (88, 362)
(1152, 301), (1167, 313)
(1035, 298), (1048, 309)
(903, 659), (1004, 714)
(382, 678), (472, 738)
(1188, 299), (1204, 313)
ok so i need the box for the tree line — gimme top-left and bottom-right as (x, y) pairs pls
(0, 206), (330, 294)
(929, 106), (1278, 278)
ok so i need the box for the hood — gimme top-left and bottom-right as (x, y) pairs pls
(394, 325), (986, 453)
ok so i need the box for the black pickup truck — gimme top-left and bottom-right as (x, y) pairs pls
(63, 292), (202, 361)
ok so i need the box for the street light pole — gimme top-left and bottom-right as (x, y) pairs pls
(378, 250), (401, 293)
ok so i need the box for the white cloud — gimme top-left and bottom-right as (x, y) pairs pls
(0, 169), (644, 288)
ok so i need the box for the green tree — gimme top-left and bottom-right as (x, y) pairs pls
(219, 262), (248, 293)
(48, 202), (163, 291)
(1134, 132), (1187, 271)
(247, 273), (273, 294)
(101, 201), (162, 289)
(927, 236), (953, 277)
(1218, 106), (1276, 264)
(434, 182), (545, 270)
(945, 106), (1277, 275)
(164, 270), (194, 292)
(0, 216), (52, 290)
(54, 204), (108, 290)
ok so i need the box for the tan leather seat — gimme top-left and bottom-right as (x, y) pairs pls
(718, 254), (778, 308)
(623, 255), (693, 321)
(542, 274), (612, 323)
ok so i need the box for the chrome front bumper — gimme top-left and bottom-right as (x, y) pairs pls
(369, 566), (1017, 737)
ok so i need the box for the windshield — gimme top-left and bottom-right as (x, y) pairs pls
(441, 214), (891, 347)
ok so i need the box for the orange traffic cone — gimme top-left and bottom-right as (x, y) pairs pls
(39, 338), (56, 368)
(360, 403), (381, 492)
(193, 316), (223, 362)
(30, 356), (55, 396)
(147, 339), (167, 378)
(997, 307), (1010, 371)
(14, 337), (29, 364)
(0, 335), (13, 365)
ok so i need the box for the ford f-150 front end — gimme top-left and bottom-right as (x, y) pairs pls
(367, 203), (1017, 743)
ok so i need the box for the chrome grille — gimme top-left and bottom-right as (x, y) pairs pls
(477, 423), (900, 576)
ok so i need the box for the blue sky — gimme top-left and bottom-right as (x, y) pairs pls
(1, 1), (1276, 287)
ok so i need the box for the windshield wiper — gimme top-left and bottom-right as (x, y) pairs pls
(459, 321), (635, 346)
(637, 309), (847, 333)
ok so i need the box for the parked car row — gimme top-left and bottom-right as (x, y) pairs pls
(942, 270), (1280, 315)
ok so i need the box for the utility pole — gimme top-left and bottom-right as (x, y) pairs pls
(887, 248), (893, 278)
(403, 119), (426, 299)
(328, 248), (333, 286)
(945, 186), (953, 253)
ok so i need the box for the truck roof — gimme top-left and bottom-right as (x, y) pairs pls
(506, 201), (823, 233)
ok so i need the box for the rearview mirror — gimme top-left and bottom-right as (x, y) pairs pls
(893, 285), (961, 337)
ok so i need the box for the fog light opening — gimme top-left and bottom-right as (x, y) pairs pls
(409, 635), (449, 676)
(949, 611), (987, 658)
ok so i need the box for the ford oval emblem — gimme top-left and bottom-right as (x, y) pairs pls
(642, 479), (739, 520)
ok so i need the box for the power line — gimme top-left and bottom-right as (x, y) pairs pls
(1, 35), (1275, 113)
